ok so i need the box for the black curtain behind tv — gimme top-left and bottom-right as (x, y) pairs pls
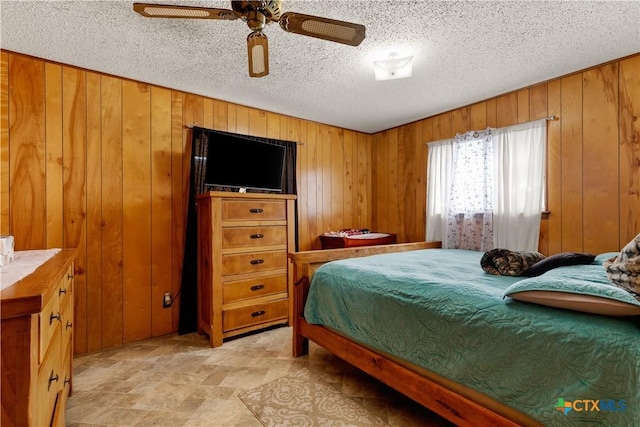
(178, 127), (297, 334)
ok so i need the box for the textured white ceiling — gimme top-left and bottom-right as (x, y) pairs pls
(1, 0), (639, 134)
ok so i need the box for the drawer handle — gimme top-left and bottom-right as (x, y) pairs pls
(68, 273), (74, 280)
(250, 284), (265, 291)
(64, 376), (71, 386)
(249, 208), (263, 213)
(59, 288), (67, 296)
(49, 312), (61, 324)
(250, 233), (264, 239)
(250, 259), (264, 265)
(66, 321), (73, 330)
(48, 371), (59, 391)
(251, 310), (266, 317)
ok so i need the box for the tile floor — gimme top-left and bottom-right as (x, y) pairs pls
(66, 326), (453, 426)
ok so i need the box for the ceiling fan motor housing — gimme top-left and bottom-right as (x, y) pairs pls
(231, 0), (282, 22)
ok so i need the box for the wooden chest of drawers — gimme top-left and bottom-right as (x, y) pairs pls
(1, 249), (76, 427)
(196, 191), (296, 347)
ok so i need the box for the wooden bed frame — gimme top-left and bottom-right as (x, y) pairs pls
(289, 242), (542, 427)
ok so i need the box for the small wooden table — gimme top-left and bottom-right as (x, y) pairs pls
(320, 233), (397, 249)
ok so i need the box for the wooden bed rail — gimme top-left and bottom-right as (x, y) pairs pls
(288, 241), (442, 356)
(287, 240), (541, 427)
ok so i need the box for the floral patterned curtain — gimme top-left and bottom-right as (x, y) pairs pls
(446, 129), (494, 250)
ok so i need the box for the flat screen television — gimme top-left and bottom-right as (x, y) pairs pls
(203, 131), (286, 193)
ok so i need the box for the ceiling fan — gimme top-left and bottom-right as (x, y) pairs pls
(133, 1), (366, 78)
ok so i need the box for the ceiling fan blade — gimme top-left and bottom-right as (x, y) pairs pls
(279, 12), (365, 46)
(247, 32), (269, 78)
(133, 3), (238, 20)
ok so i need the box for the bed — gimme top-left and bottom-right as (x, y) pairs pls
(289, 242), (640, 427)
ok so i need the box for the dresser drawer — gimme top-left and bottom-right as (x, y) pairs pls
(223, 299), (288, 332)
(58, 265), (73, 310)
(223, 274), (287, 304)
(221, 250), (287, 276)
(60, 288), (74, 361)
(222, 226), (287, 249)
(222, 200), (286, 221)
(39, 288), (61, 363)
(35, 328), (62, 427)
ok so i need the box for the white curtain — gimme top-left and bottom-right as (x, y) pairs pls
(426, 119), (546, 251)
(426, 139), (453, 244)
(492, 119), (546, 251)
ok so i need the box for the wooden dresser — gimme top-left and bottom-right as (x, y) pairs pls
(196, 191), (296, 347)
(1, 249), (75, 427)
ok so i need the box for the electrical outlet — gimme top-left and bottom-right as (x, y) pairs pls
(163, 292), (172, 308)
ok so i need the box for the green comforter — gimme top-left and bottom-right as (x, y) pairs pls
(304, 249), (639, 426)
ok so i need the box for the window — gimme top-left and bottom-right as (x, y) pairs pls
(426, 119), (546, 252)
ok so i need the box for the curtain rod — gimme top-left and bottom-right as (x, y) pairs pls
(470, 116), (558, 137)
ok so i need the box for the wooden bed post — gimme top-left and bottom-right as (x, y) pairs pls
(292, 272), (310, 356)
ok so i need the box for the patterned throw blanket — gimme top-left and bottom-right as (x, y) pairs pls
(604, 233), (640, 300)
(481, 248), (546, 276)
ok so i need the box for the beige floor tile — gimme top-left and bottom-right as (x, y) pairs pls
(68, 326), (453, 427)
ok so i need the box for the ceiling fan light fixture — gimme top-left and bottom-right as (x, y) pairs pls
(248, 32), (269, 77)
(374, 53), (413, 81)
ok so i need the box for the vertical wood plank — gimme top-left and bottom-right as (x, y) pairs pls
(517, 89), (530, 123)
(486, 98), (497, 128)
(249, 108), (267, 137)
(373, 131), (389, 232)
(451, 107), (470, 135)
(203, 98), (214, 130)
(305, 121), (319, 249)
(470, 103), (487, 131)
(433, 113), (452, 140)
(213, 99), (228, 131)
(0, 52), (8, 235)
(321, 125), (332, 233)
(226, 103), (237, 133)
(296, 120), (308, 250)
(101, 75), (124, 348)
(619, 56), (640, 242)
(356, 132), (371, 230)
(560, 74), (584, 251)
(151, 86), (173, 337)
(496, 92), (518, 128)
(8, 54), (46, 250)
(122, 81), (152, 343)
(170, 91), (183, 330)
(85, 71), (103, 352)
(236, 105), (249, 135)
(343, 130), (354, 227)
(530, 84), (549, 121)
(401, 123), (417, 241)
(45, 63), (63, 248)
(388, 127), (399, 237)
(266, 112), (280, 139)
(62, 66), (87, 354)
(331, 127), (344, 230)
(583, 63), (619, 253)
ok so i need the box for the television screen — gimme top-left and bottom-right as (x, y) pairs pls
(203, 131), (286, 193)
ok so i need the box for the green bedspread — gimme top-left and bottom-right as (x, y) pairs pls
(304, 249), (639, 426)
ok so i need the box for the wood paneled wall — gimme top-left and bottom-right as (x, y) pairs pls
(372, 54), (640, 256)
(2, 50), (638, 353)
(1, 51), (372, 354)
